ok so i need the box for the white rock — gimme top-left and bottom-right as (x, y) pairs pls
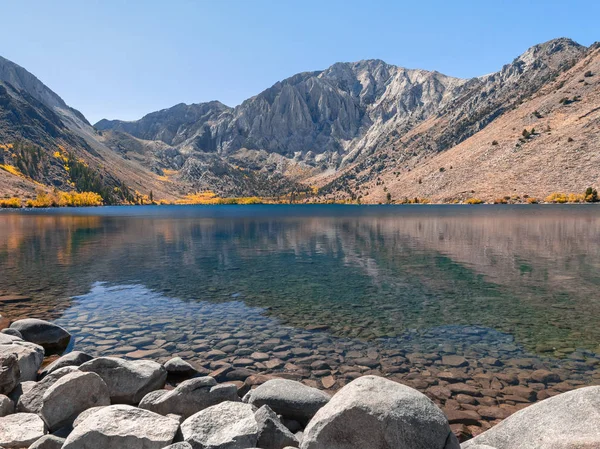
(41, 370), (111, 430)
(62, 404), (179, 449)
(301, 375), (452, 449)
(28, 434), (65, 449)
(181, 401), (259, 449)
(164, 357), (198, 376)
(462, 386), (600, 449)
(0, 412), (46, 448)
(0, 353), (20, 395)
(246, 379), (330, 424)
(40, 351), (93, 378)
(0, 394), (14, 417)
(78, 356), (167, 404)
(0, 340), (44, 381)
(255, 404), (299, 449)
(72, 405), (107, 428)
(17, 366), (78, 413)
(139, 376), (238, 419)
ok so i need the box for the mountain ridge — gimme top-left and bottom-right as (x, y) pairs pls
(1, 37), (598, 204)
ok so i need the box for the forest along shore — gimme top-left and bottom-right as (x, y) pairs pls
(1, 316), (600, 448)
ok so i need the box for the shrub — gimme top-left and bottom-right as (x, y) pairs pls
(526, 197), (538, 204)
(533, 110), (542, 118)
(493, 198), (508, 204)
(585, 187), (598, 203)
(584, 70), (593, 77)
(26, 190), (103, 207)
(545, 192), (568, 203)
(567, 137), (574, 142)
(0, 197), (21, 208)
(465, 198), (483, 204)
(491, 140), (499, 146)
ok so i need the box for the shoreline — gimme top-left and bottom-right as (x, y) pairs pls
(1, 317), (599, 448)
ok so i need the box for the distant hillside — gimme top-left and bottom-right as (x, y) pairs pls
(1, 38), (598, 204)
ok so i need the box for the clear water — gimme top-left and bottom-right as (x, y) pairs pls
(1, 205), (600, 395)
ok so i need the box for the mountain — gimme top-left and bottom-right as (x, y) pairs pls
(1, 38), (598, 204)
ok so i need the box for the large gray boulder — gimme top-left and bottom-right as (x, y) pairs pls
(301, 375), (453, 449)
(139, 376), (238, 419)
(78, 357), (167, 404)
(0, 412), (47, 448)
(0, 353), (20, 395)
(0, 340), (44, 381)
(181, 401), (260, 449)
(462, 386), (600, 449)
(62, 404), (179, 449)
(17, 366), (79, 413)
(29, 434), (66, 449)
(9, 319), (71, 353)
(0, 394), (14, 417)
(246, 379), (330, 424)
(40, 351), (93, 378)
(72, 405), (108, 428)
(40, 371), (111, 430)
(255, 405), (299, 449)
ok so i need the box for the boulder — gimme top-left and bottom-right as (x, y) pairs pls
(40, 351), (93, 378)
(163, 443), (193, 449)
(181, 401), (259, 449)
(40, 371), (111, 430)
(72, 406), (108, 428)
(164, 357), (198, 376)
(29, 434), (66, 449)
(9, 319), (71, 353)
(0, 412), (46, 448)
(0, 353), (20, 395)
(17, 366), (79, 413)
(1, 329), (22, 339)
(78, 357), (167, 404)
(139, 376), (238, 419)
(0, 394), (14, 417)
(62, 404), (179, 449)
(246, 379), (330, 424)
(255, 405), (299, 449)
(301, 375), (453, 449)
(0, 340), (45, 381)
(8, 380), (35, 404)
(462, 386), (600, 449)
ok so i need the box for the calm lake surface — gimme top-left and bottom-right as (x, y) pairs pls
(1, 205), (600, 403)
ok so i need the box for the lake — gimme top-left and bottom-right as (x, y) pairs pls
(1, 205), (600, 422)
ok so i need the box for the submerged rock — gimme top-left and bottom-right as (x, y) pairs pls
(301, 375), (453, 449)
(62, 404), (179, 449)
(462, 386), (600, 449)
(9, 319), (71, 353)
(246, 378), (330, 424)
(78, 357), (167, 404)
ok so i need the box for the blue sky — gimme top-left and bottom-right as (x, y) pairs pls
(1, 0), (597, 124)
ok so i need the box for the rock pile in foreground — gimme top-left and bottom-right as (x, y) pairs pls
(1, 318), (600, 448)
